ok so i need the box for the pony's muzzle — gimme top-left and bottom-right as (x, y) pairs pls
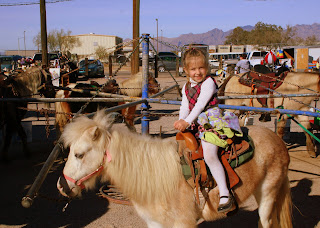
(57, 175), (73, 197)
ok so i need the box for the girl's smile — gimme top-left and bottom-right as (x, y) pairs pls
(184, 56), (208, 83)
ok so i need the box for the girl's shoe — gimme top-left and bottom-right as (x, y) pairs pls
(217, 195), (234, 213)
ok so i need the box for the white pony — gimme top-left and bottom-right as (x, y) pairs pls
(57, 110), (292, 228)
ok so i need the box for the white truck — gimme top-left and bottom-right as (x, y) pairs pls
(247, 51), (268, 67)
(247, 51), (293, 69)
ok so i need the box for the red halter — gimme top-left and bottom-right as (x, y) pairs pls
(63, 149), (112, 190)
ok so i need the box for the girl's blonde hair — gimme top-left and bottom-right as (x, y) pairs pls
(182, 47), (209, 69)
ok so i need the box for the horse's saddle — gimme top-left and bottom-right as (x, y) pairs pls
(238, 70), (289, 107)
(177, 131), (254, 205)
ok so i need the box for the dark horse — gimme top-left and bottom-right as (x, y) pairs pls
(55, 72), (160, 137)
(0, 68), (55, 162)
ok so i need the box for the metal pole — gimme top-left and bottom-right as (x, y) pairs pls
(141, 34), (150, 135)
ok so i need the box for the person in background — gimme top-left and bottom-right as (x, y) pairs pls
(174, 48), (242, 213)
(235, 53), (250, 74)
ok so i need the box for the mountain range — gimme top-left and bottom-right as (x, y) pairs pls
(147, 23), (320, 51)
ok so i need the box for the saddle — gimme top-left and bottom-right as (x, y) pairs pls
(176, 131), (252, 205)
(239, 71), (288, 108)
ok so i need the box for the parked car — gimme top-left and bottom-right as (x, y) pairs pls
(0, 55), (22, 71)
(32, 52), (60, 67)
(78, 59), (104, 78)
(154, 52), (181, 72)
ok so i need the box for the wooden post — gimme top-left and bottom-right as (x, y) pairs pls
(108, 55), (112, 77)
(85, 58), (88, 77)
(154, 55), (158, 78)
(40, 0), (48, 68)
(131, 0), (140, 75)
(176, 57), (179, 77)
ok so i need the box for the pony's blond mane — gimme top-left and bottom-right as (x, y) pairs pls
(63, 110), (183, 206)
(105, 127), (182, 206)
(61, 110), (113, 152)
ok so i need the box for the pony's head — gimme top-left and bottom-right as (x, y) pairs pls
(14, 67), (56, 98)
(57, 110), (114, 198)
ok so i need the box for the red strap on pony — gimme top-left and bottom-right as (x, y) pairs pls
(63, 149), (111, 189)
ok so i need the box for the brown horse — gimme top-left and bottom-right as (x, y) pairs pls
(54, 72), (160, 137)
(57, 110), (292, 228)
(219, 72), (320, 158)
(0, 67), (55, 162)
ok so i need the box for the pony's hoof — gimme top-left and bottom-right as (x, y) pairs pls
(259, 114), (271, 122)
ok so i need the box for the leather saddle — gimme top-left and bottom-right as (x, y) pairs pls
(239, 71), (288, 108)
(176, 131), (250, 204)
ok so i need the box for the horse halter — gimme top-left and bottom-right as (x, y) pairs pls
(62, 149), (111, 190)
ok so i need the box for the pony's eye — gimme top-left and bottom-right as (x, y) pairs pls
(75, 153), (84, 159)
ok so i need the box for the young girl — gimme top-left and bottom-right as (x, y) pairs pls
(174, 48), (242, 213)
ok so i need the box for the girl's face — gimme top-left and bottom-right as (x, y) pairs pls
(184, 56), (208, 83)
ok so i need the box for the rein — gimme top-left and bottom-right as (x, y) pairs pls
(63, 149), (111, 190)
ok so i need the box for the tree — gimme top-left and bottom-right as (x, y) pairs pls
(33, 33), (41, 51)
(95, 45), (109, 61)
(281, 25), (297, 46)
(304, 35), (319, 46)
(249, 22), (283, 49)
(224, 27), (249, 45)
(33, 29), (80, 53)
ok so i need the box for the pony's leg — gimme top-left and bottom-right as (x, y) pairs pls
(254, 185), (279, 228)
(254, 176), (292, 228)
(16, 121), (30, 158)
(134, 205), (165, 228)
(297, 115), (317, 158)
(121, 105), (137, 131)
(1, 125), (13, 162)
(276, 116), (287, 140)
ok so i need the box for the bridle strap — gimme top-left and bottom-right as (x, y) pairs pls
(63, 149), (110, 190)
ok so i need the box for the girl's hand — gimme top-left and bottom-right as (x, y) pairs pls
(174, 119), (189, 132)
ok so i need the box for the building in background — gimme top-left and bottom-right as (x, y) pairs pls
(5, 50), (38, 57)
(68, 33), (123, 60)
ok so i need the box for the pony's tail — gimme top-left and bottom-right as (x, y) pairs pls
(276, 176), (292, 228)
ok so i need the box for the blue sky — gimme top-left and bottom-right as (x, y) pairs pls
(0, 0), (319, 53)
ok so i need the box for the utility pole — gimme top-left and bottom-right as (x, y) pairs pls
(18, 38), (20, 55)
(131, 0), (140, 75)
(156, 18), (158, 53)
(161, 29), (163, 52)
(40, 0), (48, 68)
(24, 31), (26, 57)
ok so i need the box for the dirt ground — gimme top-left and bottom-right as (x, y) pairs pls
(0, 66), (320, 228)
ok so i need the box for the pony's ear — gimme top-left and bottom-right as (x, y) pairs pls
(87, 126), (102, 141)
